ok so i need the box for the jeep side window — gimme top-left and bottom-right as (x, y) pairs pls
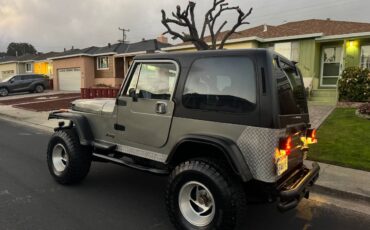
(275, 60), (308, 115)
(134, 63), (177, 100)
(183, 57), (256, 113)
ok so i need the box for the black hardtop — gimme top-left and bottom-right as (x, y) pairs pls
(134, 48), (274, 62)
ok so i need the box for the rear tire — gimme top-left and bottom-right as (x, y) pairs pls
(0, 87), (9, 96)
(35, 84), (44, 93)
(166, 159), (246, 230)
(47, 129), (92, 184)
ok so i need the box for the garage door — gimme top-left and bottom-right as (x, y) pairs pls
(58, 68), (81, 91)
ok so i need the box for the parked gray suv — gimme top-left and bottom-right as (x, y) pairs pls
(47, 49), (320, 230)
(0, 74), (49, 96)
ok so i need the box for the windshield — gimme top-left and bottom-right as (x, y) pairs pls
(1, 76), (14, 83)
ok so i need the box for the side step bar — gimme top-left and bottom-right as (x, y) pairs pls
(93, 153), (169, 175)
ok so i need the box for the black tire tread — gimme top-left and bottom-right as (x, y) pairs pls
(47, 129), (91, 185)
(166, 158), (246, 230)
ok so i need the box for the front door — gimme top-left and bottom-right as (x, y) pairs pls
(320, 46), (343, 87)
(115, 60), (179, 148)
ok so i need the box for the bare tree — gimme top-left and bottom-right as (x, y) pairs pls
(161, 0), (253, 50)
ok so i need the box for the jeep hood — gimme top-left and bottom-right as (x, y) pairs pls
(71, 98), (115, 115)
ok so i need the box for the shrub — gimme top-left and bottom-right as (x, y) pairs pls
(358, 103), (370, 116)
(338, 67), (370, 102)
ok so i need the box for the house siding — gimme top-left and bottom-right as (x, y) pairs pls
(0, 63), (18, 80)
(34, 62), (51, 75)
(297, 39), (316, 79)
(95, 55), (114, 79)
(344, 40), (360, 68)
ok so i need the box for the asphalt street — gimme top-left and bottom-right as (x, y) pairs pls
(1, 118), (370, 230)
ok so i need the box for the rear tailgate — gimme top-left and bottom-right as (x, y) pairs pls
(274, 56), (309, 175)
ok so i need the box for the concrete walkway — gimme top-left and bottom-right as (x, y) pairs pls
(308, 105), (335, 129)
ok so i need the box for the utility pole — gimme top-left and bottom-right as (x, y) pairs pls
(118, 27), (130, 44)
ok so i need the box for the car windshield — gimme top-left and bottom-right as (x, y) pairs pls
(1, 76), (14, 82)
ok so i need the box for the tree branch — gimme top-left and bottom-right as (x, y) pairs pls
(219, 7), (253, 49)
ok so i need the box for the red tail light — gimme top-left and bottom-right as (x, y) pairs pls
(307, 128), (317, 144)
(279, 136), (292, 155)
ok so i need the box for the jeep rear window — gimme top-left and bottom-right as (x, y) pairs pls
(183, 57), (256, 113)
(274, 60), (308, 115)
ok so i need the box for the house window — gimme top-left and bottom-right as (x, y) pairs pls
(360, 45), (370, 69)
(274, 42), (300, 62)
(25, 63), (32, 72)
(97, 56), (109, 70)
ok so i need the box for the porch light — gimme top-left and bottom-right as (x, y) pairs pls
(346, 40), (358, 48)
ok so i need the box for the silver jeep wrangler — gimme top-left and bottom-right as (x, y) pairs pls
(47, 49), (319, 230)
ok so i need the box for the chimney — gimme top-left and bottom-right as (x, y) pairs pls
(156, 34), (168, 44)
(142, 38), (146, 41)
(64, 48), (66, 52)
(108, 43), (111, 48)
(326, 18), (331, 21)
(71, 46), (74, 50)
(263, 24), (268, 32)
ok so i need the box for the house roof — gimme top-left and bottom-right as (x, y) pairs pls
(116, 39), (171, 54)
(49, 39), (172, 60)
(173, 19), (370, 47)
(33, 52), (61, 61)
(0, 54), (40, 64)
(0, 56), (17, 63)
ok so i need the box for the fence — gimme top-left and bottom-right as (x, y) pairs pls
(81, 88), (120, 99)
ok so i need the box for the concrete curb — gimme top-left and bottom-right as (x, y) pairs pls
(312, 184), (370, 204)
(0, 114), (53, 134)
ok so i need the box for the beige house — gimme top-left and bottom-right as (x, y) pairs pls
(0, 54), (36, 80)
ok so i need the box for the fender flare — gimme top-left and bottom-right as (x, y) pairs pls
(166, 134), (253, 182)
(48, 111), (94, 146)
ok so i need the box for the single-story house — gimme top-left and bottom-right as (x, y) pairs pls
(49, 39), (170, 91)
(0, 54), (37, 80)
(164, 19), (370, 104)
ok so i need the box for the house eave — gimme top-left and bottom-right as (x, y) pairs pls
(92, 52), (116, 57)
(261, 33), (323, 42)
(162, 33), (324, 51)
(115, 50), (161, 57)
(316, 32), (370, 41)
(48, 54), (94, 60)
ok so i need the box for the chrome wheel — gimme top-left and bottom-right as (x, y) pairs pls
(178, 181), (216, 227)
(52, 143), (69, 173)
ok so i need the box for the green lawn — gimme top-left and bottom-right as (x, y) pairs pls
(308, 108), (370, 171)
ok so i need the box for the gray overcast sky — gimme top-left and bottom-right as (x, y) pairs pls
(0, 0), (368, 52)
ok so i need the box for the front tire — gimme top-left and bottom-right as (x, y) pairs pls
(47, 129), (92, 184)
(166, 159), (246, 230)
(0, 87), (9, 96)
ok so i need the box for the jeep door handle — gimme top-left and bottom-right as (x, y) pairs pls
(155, 102), (167, 114)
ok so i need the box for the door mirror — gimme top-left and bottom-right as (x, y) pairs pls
(9, 79), (15, 84)
(128, 88), (138, 102)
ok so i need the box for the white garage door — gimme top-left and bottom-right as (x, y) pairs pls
(58, 68), (81, 91)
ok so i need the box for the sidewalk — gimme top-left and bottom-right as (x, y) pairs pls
(0, 103), (369, 206)
(0, 105), (61, 132)
(306, 160), (370, 202)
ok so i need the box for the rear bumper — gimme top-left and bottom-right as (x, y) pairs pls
(277, 162), (320, 211)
